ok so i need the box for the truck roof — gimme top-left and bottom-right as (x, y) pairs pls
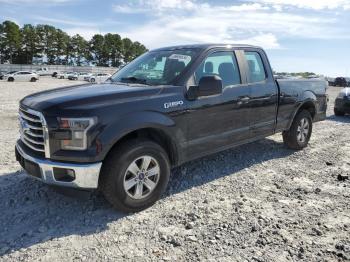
(152, 43), (260, 51)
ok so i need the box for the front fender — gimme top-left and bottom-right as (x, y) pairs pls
(97, 111), (182, 160)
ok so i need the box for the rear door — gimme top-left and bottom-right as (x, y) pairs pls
(242, 49), (278, 137)
(185, 49), (252, 158)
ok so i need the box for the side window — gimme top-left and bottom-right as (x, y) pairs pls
(244, 51), (266, 83)
(195, 51), (241, 88)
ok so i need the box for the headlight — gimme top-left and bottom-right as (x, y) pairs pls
(58, 117), (96, 150)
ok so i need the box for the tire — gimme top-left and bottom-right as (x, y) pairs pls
(30, 77), (36, 82)
(334, 108), (345, 116)
(8, 77), (14, 82)
(90, 78), (95, 83)
(283, 110), (313, 150)
(100, 139), (170, 212)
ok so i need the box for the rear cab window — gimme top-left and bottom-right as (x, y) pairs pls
(244, 51), (266, 83)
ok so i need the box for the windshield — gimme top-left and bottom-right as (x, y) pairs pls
(111, 48), (200, 85)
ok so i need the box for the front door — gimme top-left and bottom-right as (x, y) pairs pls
(185, 50), (252, 159)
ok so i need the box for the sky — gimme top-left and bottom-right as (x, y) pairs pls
(0, 0), (350, 77)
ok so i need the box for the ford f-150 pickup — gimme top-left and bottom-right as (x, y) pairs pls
(15, 44), (328, 212)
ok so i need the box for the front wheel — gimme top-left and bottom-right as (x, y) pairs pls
(30, 77), (37, 82)
(100, 140), (170, 212)
(90, 78), (95, 83)
(283, 110), (312, 150)
(8, 77), (14, 82)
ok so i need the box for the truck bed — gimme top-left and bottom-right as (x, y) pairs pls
(275, 78), (328, 131)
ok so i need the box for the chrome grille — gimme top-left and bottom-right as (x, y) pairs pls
(19, 107), (50, 157)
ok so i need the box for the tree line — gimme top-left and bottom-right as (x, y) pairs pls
(0, 20), (148, 67)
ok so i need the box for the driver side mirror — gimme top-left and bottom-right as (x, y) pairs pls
(187, 75), (223, 100)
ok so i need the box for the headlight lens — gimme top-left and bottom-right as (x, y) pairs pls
(58, 117), (96, 150)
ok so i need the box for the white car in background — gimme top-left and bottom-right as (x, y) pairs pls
(68, 72), (92, 81)
(88, 73), (111, 83)
(5, 71), (39, 82)
(57, 71), (75, 79)
(35, 67), (52, 76)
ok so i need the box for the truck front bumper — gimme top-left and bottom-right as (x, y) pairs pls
(15, 142), (102, 189)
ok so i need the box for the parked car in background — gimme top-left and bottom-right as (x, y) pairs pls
(0, 71), (16, 80)
(5, 71), (39, 82)
(334, 87), (350, 116)
(346, 78), (350, 87)
(56, 72), (66, 79)
(57, 71), (75, 79)
(34, 67), (51, 76)
(15, 44), (328, 212)
(334, 77), (347, 87)
(68, 72), (92, 81)
(0, 71), (8, 80)
(326, 77), (335, 86)
(88, 73), (111, 83)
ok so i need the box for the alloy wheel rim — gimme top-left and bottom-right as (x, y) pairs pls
(123, 155), (160, 200)
(297, 118), (309, 143)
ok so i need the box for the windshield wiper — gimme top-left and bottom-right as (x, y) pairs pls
(120, 76), (149, 85)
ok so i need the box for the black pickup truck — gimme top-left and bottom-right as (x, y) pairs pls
(15, 44), (328, 212)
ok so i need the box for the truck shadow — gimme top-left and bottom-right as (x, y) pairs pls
(326, 114), (350, 123)
(168, 137), (293, 197)
(0, 137), (292, 256)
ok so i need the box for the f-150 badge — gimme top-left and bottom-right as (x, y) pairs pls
(164, 101), (184, 109)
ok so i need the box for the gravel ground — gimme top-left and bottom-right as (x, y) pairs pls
(0, 78), (349, 262)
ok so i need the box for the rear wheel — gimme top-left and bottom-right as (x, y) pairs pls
(334, 108), (345, 116)
(100, 140), (170, 212)
(8, 77), (14, 82)
(90, 78), (95, 83)
(283, 110), (312, 150)
(30, 77), (36, 82)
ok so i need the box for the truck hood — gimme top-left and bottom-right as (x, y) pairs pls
(20, 82), (163, 113)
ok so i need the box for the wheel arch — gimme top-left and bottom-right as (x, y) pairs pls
(99, 111), (182, 167)
(106, 127), (179, 166)
(287, 98), (317, 130)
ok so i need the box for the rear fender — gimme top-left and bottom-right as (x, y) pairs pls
(286, 91), (317, 130)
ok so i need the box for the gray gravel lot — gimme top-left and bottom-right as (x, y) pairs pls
(0, 78), (349, 261)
